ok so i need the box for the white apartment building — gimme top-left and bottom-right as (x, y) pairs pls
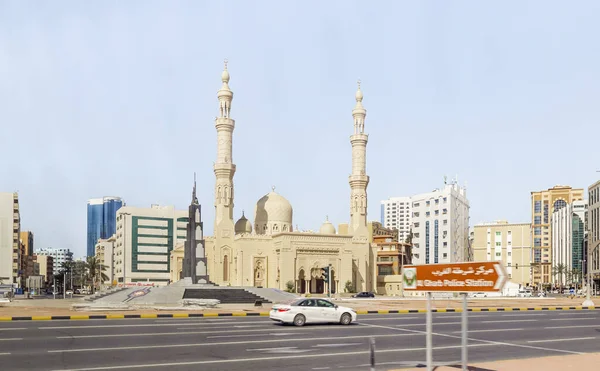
(35, 248), (73, 275)
(589, 181), (600, 292)
(552, 200), (587, 285)
(114, 205), (188, 286)
(410, 181), (470, 264)
(0, 192), (20, 286)
(380, 197), (412, 242)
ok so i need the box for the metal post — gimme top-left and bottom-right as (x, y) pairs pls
(328, 264), (332, 298)
(461, 293), (468, 371)
(426, 292), (432, 371)
(53, 277), (56, 299)
(370, 337), (376, 371)
(63, 272), (66, 299)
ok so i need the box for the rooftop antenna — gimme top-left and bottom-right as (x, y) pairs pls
(443, 175), (447, 185)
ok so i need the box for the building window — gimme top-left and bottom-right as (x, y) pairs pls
(435, 199), (439, 204)
(435, 210), (439, 215)
(496, 242), (501, 247)
(426, 201), (430, 206)
(434, 220), (439, 264)
(414, 202), (420, 207)
(443, 197), (447, 203)
(534, 238), (541, 247)
(443, 253), (447, 259)
(426, 212), (430, 217)
(495, 232), (501, 237)
(425, 221), (430, 264)
(534, 200), (542, 213)
(534, 216), (542, 225)
(507, 263), (511, 267)
(443, 220), (448, 225)
(495, 252), (501, 257)
(507, 252), (511, 256)
(534, 227), (541, 235)
(554, 200), (567, 211)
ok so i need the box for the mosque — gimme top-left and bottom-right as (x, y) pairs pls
(205, 62), (377, 294)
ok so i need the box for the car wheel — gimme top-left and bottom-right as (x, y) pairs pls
(293, 314), (306, 327)
(340, 313), (352, 325)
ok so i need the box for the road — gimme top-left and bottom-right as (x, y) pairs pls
(0, 309), (599, 371)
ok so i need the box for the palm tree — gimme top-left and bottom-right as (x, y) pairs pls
(404, 229), (414, 265)
(552, 263), (567, 291)
(84, 256), (108, 294)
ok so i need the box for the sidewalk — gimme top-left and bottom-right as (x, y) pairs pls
(392, 353), (600, 371)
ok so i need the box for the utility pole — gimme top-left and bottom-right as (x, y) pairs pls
(328, 264), (332, 298)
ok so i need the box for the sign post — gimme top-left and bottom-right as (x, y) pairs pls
(402, 262), (507, 371)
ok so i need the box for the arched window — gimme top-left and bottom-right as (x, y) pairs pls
(554, 200), (567, 211)
(223, 255), (229, 281)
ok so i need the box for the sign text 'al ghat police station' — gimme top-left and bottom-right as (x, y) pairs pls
(402, 262), (508, 293)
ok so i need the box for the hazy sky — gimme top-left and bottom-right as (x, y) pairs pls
(1, 1), (600, 258)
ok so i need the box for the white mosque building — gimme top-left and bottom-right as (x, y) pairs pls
(205, 62), (377, 294)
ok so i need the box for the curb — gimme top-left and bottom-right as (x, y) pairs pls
(0, 306), (596, 321)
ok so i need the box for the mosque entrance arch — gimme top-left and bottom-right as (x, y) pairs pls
(297, 269), (306, 294)
(310, 268), (325, 294)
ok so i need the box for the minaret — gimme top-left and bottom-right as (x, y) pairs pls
(214, 60), (236, 235)
(183, 173), (209, 284)
(348, 80), (370, 238)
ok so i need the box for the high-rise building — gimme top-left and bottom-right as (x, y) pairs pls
(409, 180), (470, 264)
(531, 185), (584, 287)
(20, 231), (33, 256)
(87, 197), (123, 258)
(35, 248), (73, 275)
(588, 181), (600, 293)
(380, 197), (412, 242)
(114, 205), (188, 285)
(552, 200), (587, 286)
(472, 221), (532, 287)
(0, 192), (21, 287)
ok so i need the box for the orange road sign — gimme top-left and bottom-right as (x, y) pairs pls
(402, 261), (508, 292)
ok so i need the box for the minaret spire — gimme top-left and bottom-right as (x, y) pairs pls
(192, 172), (198, 204)
(213, 60), (236, 233)
(348, 80), (370, 238)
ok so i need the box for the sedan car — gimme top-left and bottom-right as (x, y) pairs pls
(352, 291), (375, 298)
(270, 298), (357, 326)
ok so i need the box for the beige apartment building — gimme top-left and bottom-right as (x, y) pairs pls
(473, 221), (532, 287)
(589, 180), (600, 292)
(0, 192), (21, 287)
(531, 185), (584, 287)
(35, 255), (54, 287)
(95, 235), (116, 285)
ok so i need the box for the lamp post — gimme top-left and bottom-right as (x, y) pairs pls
(583, 257), (595, 306)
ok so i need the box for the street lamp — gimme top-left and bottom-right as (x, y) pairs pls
(583, 257), (595, 306)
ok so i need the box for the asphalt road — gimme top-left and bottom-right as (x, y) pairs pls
(1, 310), (599, 371)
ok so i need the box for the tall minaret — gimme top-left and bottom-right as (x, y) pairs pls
(214, 60), (236, 236)
(348, 80), (370, 239)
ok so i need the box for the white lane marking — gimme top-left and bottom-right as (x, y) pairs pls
(0, 328), (27, 331)
(247, 346), (312, 354)
(544, 325), (595, 329)
(312, 343), (362, 348)
(480, 319), (538, 323)
(55, 326), (351, 339)
(453, 328), (525, 333)
(358, 316), (420, 321)
(48, 333), (421, 353)
(361, 322), (583, 355)
(395, 322), (461, 327)
(208, 333), (296, 339)
(51, 344), (496, 371)
(41, 321), (270, 330)
(527, 337), (596, 343)
(0, 338), (22, 341)
(550, 317), (595, 321)
(500, 314), (547, 317)
(0, 352), (10, 355)
(312, 367), (331, 370)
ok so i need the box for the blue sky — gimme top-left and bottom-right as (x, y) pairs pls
(1, 1), (599, 258)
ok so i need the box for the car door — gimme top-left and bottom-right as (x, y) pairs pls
(316, 299), (338, 322)
(297, 299), (321, 323)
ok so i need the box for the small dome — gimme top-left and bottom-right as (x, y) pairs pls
(319, 217), (336, 235)
(255, 187), (293, 234)
(235, 212), (252, 234)
(222, 69), (230, 83)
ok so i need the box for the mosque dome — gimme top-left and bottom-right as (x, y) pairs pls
(319, 217), (336, 235)
(254, 187), (293, 235)
(235, 212), (252, 234)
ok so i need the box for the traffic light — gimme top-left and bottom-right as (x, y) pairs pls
(322, 266), (329, 281)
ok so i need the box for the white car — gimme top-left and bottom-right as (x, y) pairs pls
(270, 298), (357, 326)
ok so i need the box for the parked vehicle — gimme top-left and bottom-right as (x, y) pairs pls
(270, 298), (357, 326)
(352, 291), (375, 298)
